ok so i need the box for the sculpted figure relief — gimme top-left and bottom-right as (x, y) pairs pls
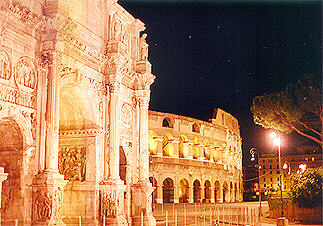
(14, 57), (36, 90)
(58, 147), (86, 181)
(33, 189), (52, 221)
(0, 51), (11, 80)
(100, 191), (116, 217)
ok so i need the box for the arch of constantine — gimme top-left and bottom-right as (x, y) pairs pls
(0, 0), (243, 225)
(0, 0), (155, 225)
(148, 109), (243, 204)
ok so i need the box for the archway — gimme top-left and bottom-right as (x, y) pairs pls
(214, 181), (220, 203)
(179, 179), (189, 203)
(163, 178), (174, 203)
(193, 179), (201, 203)
(223, 182), (229, 203)
(204, 180), (211, 203)
(0, 118), (25, 223)
(163, 133), (174, 157)
(149, 177), (157, 203)
(119, 147), (127, 184)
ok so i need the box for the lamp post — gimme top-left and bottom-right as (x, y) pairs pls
(249, 147), (262, 216)
(270, 132), (284, 218)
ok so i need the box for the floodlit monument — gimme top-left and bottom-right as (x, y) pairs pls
(0, 0), (155, 225)
(148, 109), (243, 204)
(0, 0), (243, 225)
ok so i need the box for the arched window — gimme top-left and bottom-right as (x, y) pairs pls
(192, 123), (200, 133)
(162, 117), (173, 128)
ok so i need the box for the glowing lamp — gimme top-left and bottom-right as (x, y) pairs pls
(283, 163), (288, 169)
(270, 132), (277, 139)
(273, 137), (281, 146)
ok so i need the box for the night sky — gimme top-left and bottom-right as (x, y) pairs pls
(118, 0), (322, 165)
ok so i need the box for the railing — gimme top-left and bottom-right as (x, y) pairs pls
(153, 203), (260, 226)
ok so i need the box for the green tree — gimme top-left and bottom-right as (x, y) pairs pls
(290, 167), (322, 208)
(251, 74), (322, 145)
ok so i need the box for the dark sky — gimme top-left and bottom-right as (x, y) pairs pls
(118, 0), (322, 165)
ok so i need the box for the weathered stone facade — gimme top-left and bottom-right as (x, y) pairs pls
(0, 0), (155, 225)
(148, 109), (243, 204)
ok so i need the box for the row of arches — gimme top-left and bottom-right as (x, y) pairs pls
(149, 177), (240, 204)
(149, 130), (229, 162)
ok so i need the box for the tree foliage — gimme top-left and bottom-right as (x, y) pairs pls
(290, 167), (322, 208)
(251, 74), (322, 145)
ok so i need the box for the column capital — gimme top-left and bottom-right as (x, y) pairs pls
(135, 89), (150, 108)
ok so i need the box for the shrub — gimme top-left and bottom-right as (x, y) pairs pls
(290, 167), (322, 208)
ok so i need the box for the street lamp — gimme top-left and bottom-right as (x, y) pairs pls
(249, 147), (262, 216)
(269, 131), (284, 218)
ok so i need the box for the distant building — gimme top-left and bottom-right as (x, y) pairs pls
(148, 109), (243, 203)
(259, 147), (322, 192)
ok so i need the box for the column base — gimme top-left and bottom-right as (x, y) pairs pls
(32, 171), (67, 226)
(99, 178), (127, 226)
(131, 180), (156, 226)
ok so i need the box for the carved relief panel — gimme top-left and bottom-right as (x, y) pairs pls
(58, 147), (86, 181)
(120, 103), (133, 139)
(0, 51), (37, 109)
(0, 51), (11, 81)
(14, 57), (37, 91)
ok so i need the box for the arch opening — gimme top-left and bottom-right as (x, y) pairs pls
(179, 179), (189, 203)
(163, 178), (174, 203)
(0, 118), (25, 223)
(193, 179), (201, 203)
(214, 181), (220, 203)
(204, 180), (211, 203)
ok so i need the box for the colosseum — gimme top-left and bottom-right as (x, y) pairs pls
(148, 109), (243, 204)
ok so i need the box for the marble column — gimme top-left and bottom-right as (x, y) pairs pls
(99, 81), (127, 226)
(131, 89), (156, 226)
(0, 167), (8, 226)
(33, 52), (67, 226)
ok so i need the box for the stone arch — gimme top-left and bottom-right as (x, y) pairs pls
(0, 116), (31, 224)
(193, 137), (200, 159)
(204, 180), (211, 203)
(222, 182), (229, 203)
(214, 181), (220, 203)
(149, 177), (157, 203)
(179, 178), (189, 203)
(179, 135), (189, 158)
(193, 179), (201, 203)
(148, 130), (158, 155)
(163, 177), (174, 203)
(59, 70), (99, 130)
(162, 117), (174, 128)
(163, 133), (174, 157)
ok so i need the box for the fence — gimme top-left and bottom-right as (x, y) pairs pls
(153, 203), (260, 226)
